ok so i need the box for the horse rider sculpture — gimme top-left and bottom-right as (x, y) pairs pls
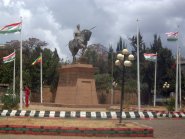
(74, 24), (86, 50)
(69, 24), (92, 62)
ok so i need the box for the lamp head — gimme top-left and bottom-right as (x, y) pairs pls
(117, 53), (124, 60)
(124, 60), (132, 67)
(122, 49), (129, 55)
(128, 54), (134, 61)
(115, 60), (121, 66)
(167, 84), (170, 88)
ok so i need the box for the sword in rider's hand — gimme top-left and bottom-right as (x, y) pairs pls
(89, 26), (96, 31)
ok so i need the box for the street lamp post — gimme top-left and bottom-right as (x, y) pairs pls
(163, 82), (170, 102)
(111, 50), (114, 105)
(115, 48), (134, 123)
(136, 19), (141, 112)
(112, 81), (117, 104)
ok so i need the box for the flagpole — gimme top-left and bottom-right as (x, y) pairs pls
(154, 52), (157, 107)
(13, 49), (16, 95)
(179, 49), (182, 109)
(175, 40), (179, 112)
(110, 43), (114, 105)
(20, 17), (23, 110)
(175, 26), (180, 112)
(40, 52), (43, 103)
(136, 19), (141, 112)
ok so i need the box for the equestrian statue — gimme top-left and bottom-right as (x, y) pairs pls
(69, 24), (93, 62)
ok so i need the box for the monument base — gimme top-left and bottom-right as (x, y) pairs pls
(55, 63), (98, 105)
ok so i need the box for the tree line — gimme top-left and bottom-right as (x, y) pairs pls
(82, 33), (185, 105)
(0, 34), (184, 105)
(0, 38), (60, 101)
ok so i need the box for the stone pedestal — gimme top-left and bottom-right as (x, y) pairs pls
(55, 63), (98, 105)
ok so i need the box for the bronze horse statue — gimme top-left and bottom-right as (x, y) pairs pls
(69, 29), (92, 62)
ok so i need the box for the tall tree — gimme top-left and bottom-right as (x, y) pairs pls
(43, 48), (60, 93)
(129, 31), (146, 62)
(83, 44), (109, 73)
(116, 37), (127, 52)
(129, 32), (146, 80)
(107, 46), (114, 76)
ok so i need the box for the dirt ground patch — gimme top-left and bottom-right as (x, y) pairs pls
(24, 104), (108, 112)
(0, 117), (147, 128)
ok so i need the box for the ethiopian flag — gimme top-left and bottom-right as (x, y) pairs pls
(144, 53), (157, 62)
(3, 51), (16, 63)
(32, 56), (42, 65)
(165, 32), (178, 41)
(0, 22), (21, 34)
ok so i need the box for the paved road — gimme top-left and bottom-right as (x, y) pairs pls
(0, 119), (185, 139)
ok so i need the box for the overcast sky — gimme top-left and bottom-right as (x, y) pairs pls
(0, 0), (185, 60)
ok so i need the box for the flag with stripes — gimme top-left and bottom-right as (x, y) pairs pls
(3, 51), (15, 63)
(0, 22), (21, 34)
(165, 32), (178, 41)
(32, 55), (42, 65)
(144, 53), (157, 62)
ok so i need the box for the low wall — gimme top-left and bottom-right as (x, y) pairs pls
(97, 89), (137, 105)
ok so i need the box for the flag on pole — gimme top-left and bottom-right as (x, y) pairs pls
(32, 56), (42, 65)
(0, 22), (21, 34)
(3, 51), (16, 63)
(165, 32), (178, 41)
(144, 53), (157, 62)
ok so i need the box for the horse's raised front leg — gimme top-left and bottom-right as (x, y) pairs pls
(81, 47), (87, 55)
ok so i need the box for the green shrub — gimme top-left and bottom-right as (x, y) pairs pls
(1, 88), (19, 110)
(166, 97), (175, 112)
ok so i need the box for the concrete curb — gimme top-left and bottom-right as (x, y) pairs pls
(0, 110), (185, 119)
(0, 124), (153, 137)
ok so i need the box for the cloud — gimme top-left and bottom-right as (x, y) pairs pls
(2, 0), (11, 7)
(0, 0), (185, 59)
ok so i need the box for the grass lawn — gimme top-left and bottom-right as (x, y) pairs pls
(0, 117), (147, 128)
